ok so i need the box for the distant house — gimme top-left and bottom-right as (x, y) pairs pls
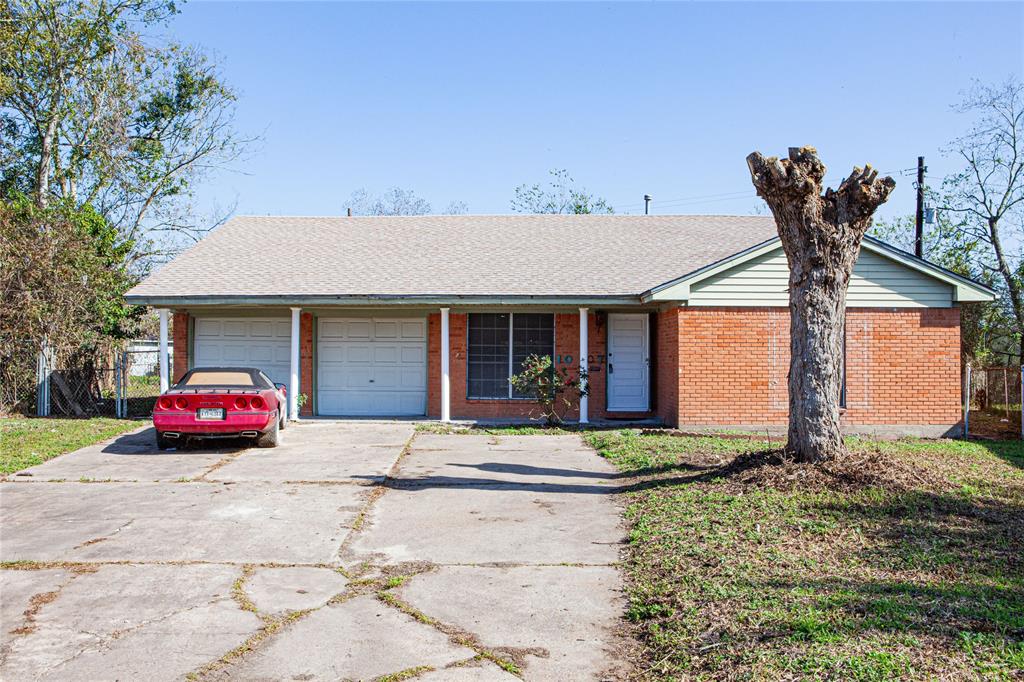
(126, 339), (172, 377)
(125, 215), (994, 436)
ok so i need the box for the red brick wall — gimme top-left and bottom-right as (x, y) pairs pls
(655, 308), (680, 426)
(427, 311), (646, 421)
(172, 311), (189, 383)
(663, 306), (962, 427)
(300, 313), (313, 416)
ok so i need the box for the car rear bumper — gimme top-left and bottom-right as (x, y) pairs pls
(154, 411), (276, 435)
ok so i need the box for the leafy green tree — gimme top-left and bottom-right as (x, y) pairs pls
(0, 0), (249, 266)
(511, 169), (613, 214)
(0, 193), (143, 411)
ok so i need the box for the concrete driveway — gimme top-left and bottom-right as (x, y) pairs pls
(0, 423), (629, 681)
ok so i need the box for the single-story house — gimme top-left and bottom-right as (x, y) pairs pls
(125, 214), (995, 436)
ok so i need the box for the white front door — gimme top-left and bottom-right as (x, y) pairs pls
(317, 317), (427, 416)
(192, 317), (291, 386)
(607, 313), (649, 412)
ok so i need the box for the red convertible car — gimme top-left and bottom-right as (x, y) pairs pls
(153, 367), (287, 450)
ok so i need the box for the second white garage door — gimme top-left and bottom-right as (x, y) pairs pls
(317, 317), (427, 416)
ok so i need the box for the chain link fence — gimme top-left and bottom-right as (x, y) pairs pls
(965, 366), (1023, 439)
(37, 342), (169, 419)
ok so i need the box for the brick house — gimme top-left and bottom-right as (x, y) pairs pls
(125, 214), (994, 436)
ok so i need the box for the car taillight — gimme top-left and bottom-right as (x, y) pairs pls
(174, 397), (189, 410)
(234, 397), (248, 409)
(159, 397), (173, 410)
(250, 396), (265, 409)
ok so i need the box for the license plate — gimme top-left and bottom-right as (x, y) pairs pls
(197, 408), (225, 420)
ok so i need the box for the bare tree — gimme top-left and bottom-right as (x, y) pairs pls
(511, 169), (613, 214)
(942, 79), (1024, 361)
(747, 147), (894, 463)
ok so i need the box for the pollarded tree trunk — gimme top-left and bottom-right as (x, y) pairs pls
(747, 147), (895, 463)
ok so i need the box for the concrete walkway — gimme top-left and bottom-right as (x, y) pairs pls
(0, 423), (629, 681)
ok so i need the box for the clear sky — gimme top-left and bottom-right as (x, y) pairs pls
(168, 1), (1024, 222)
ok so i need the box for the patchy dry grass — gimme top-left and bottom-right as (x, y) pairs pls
(0, 417), (138, 474)
(415, 423), (579, 436)
(585, 431), (1024, 681)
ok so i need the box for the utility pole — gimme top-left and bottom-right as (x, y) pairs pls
(914, 156), (926, 258)
(643, 194), (652, 215)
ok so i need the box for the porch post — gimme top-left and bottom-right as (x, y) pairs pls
(158, 309), (170, 393)
(440, 307), (451, 422)
(579, 307), (589, 424)
(289, 307), (301, 421)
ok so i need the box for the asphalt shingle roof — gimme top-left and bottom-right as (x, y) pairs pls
(126, 214), (779, 301)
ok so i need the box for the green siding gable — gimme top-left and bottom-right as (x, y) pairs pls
(688, 247), (954, 308)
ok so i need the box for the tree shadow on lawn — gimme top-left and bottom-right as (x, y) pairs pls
(974, 439), (1024, 471)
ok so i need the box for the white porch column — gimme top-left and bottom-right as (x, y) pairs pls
(289, 307), (301, 421)
(158, 309), (170, 393)
(440, 307), (451, 422)
(579, 307), (589, 424)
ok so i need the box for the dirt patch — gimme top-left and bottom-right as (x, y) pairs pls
(725, 446), (956, 494)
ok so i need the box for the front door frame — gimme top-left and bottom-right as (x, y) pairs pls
(606, 312), (650, 412)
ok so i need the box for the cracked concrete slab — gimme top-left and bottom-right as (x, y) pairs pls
(400, 565), (627, 681)
(397, 434), (621, 487)
(245, 566), (348, 615)
(0, 481), (367, 564)
(209, 422), (413, 483)
(417, 664), (520, 681)
(349, 484), (623, 565)
(0, 568), (68, 642)
(9, 427), (232, 482)
(215, 594), (475, 680)
(0, 564), (261, 682)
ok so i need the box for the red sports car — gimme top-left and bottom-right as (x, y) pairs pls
(153, 367), (287, 450)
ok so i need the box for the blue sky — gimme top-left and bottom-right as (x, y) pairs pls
(169, 1), (1023, 222)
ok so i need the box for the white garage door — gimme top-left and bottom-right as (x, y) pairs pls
(193, 318), (291, 386)
(317, 317), (427, 416)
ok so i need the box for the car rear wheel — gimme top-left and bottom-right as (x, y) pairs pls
(256, 417), (279, 448)
(155, 431), (173, 451)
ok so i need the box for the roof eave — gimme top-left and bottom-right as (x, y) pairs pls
(124, 293), (647, 308)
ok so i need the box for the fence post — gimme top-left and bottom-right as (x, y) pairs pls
(964, 365), (971, 440)
(115, 355), (122, 419)
(36, 340), (51, 417)
(122, 352), (129, 418)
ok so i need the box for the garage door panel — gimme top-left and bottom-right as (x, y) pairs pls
(249, 321), (275, 337)
(348, 320), (371, 339)
(401, 321), (425, 340)
(223, 321), (247, 337)
(400, 367), (426, 390)
(317, 316), (427, 416)
(401, 346), (424, 363)
(195, 319), (221, 337)
(374, 321), (398, 339)
(345, 345), (371, 363)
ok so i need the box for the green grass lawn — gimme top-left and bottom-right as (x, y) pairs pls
(584, 431), (1024, 681)
(0, 417), (139, 474)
